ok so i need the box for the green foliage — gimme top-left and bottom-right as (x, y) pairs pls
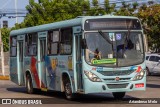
(14, 0), (91, 28)
(1, 28), (10, 52)
(92, 0), (98, 6)
(13, 0), (116, 28)
(137, 4), (160, 52)
(114, 2), (138, 16)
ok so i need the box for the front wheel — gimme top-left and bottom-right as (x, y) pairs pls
(64, 78), (75, 100)
(112, 92), (125, 100)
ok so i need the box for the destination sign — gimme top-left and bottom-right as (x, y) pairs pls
(84, 18), (141, 30)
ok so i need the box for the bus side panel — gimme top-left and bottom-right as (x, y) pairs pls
(24, 57), (40, 89)
(45, 55), (61, 91)
(10, 57), (18, 84)
(45, 55), (74, 92)
(57, 56), (74, 92)
(45, 56), (55, 90)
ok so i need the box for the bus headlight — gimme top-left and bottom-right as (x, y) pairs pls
(133, 69), (145, 81)
(84, 71), (102, 82)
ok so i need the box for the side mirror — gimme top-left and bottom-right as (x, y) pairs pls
(81, 39), (87, 49)
(159, 60), (160, 63)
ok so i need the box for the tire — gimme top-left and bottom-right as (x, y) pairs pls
(63, 78), (75, 100)
(146, 67), (151, 76)
(112, 92), (125, 100)
(26, 74), (34, 94)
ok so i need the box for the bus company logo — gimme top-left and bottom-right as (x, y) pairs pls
(2, 99), (12, 104)
(115, 77), (120, 81)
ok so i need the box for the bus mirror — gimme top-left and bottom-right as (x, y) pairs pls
(81, 39), (87, 49)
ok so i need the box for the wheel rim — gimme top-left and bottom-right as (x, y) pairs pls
(65, 83), (72, 97)
(27, 79), (31, 92)
(27, 76), (32, 93)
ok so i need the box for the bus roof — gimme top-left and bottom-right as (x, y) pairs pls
(10, 15), (139, 36)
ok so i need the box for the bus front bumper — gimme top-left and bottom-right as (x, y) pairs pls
(83, 76), (146, 94)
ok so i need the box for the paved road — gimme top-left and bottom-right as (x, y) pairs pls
(0, 75), (160, 107)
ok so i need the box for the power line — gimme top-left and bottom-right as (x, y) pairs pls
(0, 0), (159, 18)
(0, 9), (27, 17)
(96, 0), (159, 8)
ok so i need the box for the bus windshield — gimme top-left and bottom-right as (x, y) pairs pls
(85, 32), (144, 67)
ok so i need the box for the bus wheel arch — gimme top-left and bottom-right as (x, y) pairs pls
(62, 73), (75, 100)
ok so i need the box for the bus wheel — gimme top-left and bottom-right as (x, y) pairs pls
(64, 78), (74, 100)
(112, 92), (125, 100)
(26, 74), (34, 94)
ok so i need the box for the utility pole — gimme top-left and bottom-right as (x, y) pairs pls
(0, 25), (5, 76)
(15, 0), (18, 23)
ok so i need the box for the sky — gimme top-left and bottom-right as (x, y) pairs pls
(0, 0), (29, 28)
(0, 0), (160, 28)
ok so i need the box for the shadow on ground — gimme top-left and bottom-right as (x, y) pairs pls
(7, 87), (140, 104)
(147, 83), (160, 88)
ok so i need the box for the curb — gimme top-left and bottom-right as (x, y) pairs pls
(0, 75), (10, 80)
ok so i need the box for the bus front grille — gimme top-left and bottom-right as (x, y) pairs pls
(98, 70), (135, 76)
(107, 83), (128, 89)
(104, 78), (131, 82)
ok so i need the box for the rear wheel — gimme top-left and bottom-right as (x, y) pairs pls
(112, 92), (125, 100)
(26, 74), (34, 94)
(63, 77), (75, 100)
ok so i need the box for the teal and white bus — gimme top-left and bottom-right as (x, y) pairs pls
(10, 15), (146, 100)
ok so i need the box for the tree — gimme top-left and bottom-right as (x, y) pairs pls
(104, 0), (116, 14)
(114, 2), (138, 16)
(1, 28), (10, 52)
(14, 0), (90, 28)
(88, 0), (106, 16)
(13, 0), (116, 29)
(137, 4), (160, 52)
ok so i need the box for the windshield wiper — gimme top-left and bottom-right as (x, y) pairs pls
(98, 30), (112, 44)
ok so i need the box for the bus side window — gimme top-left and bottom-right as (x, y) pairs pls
(60, 28), (72, 55)
(25, 33), (37, 56)
(10, 37), (17, 57)
(48, 30), (59, 55)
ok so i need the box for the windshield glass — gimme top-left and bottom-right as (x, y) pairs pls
(85, 32), (144, 67)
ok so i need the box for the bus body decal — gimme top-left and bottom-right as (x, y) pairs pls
(45, 56), (56, 89)
(31, 56), (45, 88)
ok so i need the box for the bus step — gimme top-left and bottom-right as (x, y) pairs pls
(77, 89), (84, 93)
(41, 88), (48, 92)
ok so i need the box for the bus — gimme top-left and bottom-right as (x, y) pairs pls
(10, 15), (146, 100)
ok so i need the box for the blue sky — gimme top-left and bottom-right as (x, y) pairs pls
(0, 0), (28, 28)
(0, 0), (159, 28)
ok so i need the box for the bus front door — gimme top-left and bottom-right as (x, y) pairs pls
(75, 35), (83, 91)
(38, 35), (47, 91)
